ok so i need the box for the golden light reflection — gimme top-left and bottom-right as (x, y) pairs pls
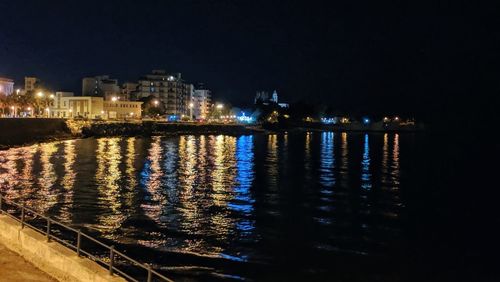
(178, 135), (198, 229)
(124, 137), (137, 207)
(210, 135), (236, 244)
(266, 134), (279, 189)
(59, 140), (76, 221)
(211, 135), (237, 207)
(95, 138), (126, 236)
(37, 143), (59, 214)
(381, 133), (389, 185)
(340, 132), (348, 174)
(141, 136), (166, 223)
(391, 134), (400, 188)
(0, 145), (38, 200)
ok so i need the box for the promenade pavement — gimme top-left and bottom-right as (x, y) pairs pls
(0, 242), (55, 282)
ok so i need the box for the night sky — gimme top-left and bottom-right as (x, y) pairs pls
(1, 0), (498, 121)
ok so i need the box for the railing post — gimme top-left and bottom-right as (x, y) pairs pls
(109, 245), (114, 275)
(147, 264), (152, 282)
(46, 218), (51, 242)
(21, 204), (25, 229)
(76, 229), (81, 257)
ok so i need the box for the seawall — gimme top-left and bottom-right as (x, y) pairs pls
(0, 215), (125, 282)
(82, 121), (259, 137)
(0, 118), (72, 149)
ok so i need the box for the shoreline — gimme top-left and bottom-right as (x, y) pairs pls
(0, 119), (424, 150)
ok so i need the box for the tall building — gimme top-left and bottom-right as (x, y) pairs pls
(136, 70), (190, 116)
(24, 77), (41, 92)
(121, 82), (139, 100)
(0, 77), (14, 95)
(191, 84), (211, 119)
(82, 75), (120, 98)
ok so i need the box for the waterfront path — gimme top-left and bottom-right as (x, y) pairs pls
(0, 242), (55, 282)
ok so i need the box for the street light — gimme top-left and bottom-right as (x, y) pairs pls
(189, 102), (194, 120)
(153, 100), (159, 106)
(16, 89), (20, 95)
(111, 96), (118, 102)
(216, 104), (223, 109)
(37, 91), (44, 98)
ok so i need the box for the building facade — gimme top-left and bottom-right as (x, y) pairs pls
(24, 77), (41, 92)
(49, 92), (75, 117)
(82, 75), (120, 98)
(191, 86), (211, 120)
(0, 77), (14, 95)
(103, 100), (142, 119)
(49, 92), (142, 119)
(121, 82), (139, 100)
(49, 93), (104, 119)
(136, 70), (190, 117)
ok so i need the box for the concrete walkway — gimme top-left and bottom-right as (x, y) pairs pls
(0, 242), (56, 282)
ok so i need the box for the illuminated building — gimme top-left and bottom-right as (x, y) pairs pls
(49, 92), (142, 119)
(0, 77), (14, 95)
(191, 84), (211, 119)
(103, 100), (143, 119)
(136, 70), (191, 117)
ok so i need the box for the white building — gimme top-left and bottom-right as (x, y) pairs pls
(191, 86), (211, 120)
(49, 91), (142, 119)
(0, 77), (14, 95)
(49, 92), (104, 118)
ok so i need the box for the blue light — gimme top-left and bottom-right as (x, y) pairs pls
(321, 117), (336, 124)
(167, 115), (179, 122)
(237, 112), (254, 123)
(363, 118), (370, 124)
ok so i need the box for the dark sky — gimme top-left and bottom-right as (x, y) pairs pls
(1, 0), (498, 120)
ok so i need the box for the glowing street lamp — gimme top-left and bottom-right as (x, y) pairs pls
(153, 100), (159, 106)
(16, 89), (20, 95)
(111, 96), (118, 102)
(189, 102), (194, 120)
(216, 104), (223, 109)
(37, 91), (44, 98)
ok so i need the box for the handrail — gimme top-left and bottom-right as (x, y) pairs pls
(0, 195), (174, 282)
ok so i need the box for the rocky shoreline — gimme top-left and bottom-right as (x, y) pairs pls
(0, 118), (424, 150)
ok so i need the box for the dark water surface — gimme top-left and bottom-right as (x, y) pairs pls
(0, 132), (489, 281)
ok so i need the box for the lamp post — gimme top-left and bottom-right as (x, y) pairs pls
(36, 92), (44, 117)
(216, 103), (223, 122)
(189, 102), (194, 121)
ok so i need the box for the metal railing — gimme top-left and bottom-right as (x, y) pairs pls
(0, 195), (173, 282)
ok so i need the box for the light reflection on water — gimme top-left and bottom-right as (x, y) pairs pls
(0, 132), (405, 280)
